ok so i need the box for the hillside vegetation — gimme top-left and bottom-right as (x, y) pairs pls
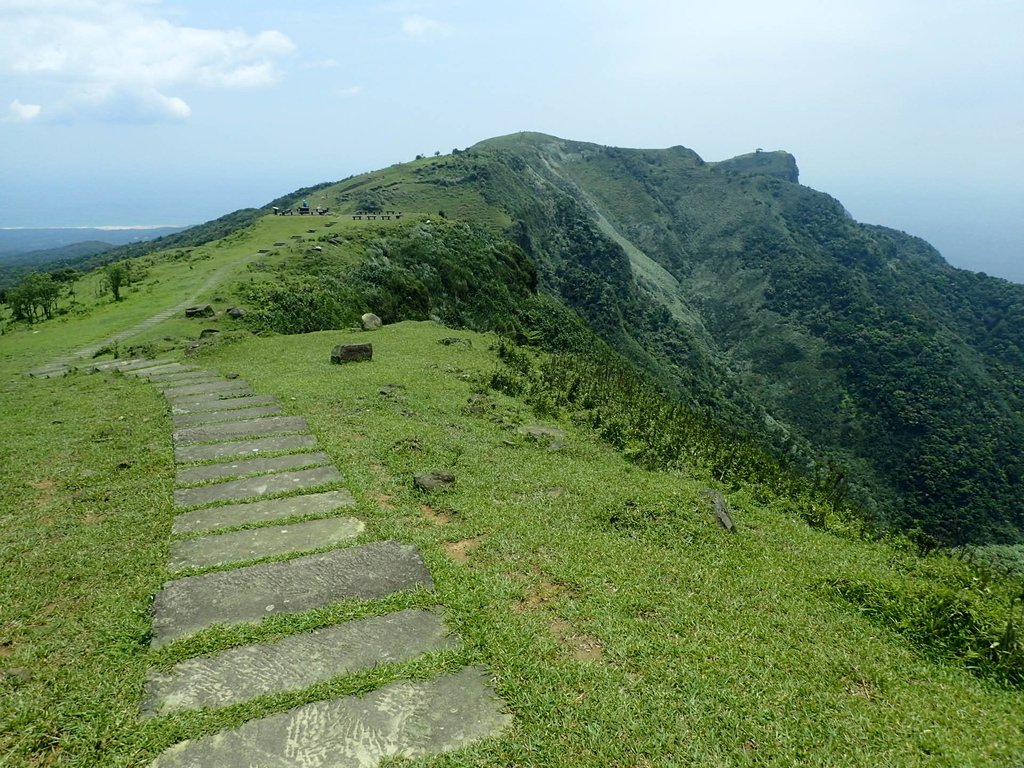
(2, 179), (1023, 764)
(224, 133), (1023, 546)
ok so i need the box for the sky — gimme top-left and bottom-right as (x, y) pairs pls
(0, 0), (1021, 282)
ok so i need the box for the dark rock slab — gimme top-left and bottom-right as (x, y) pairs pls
(703, 488), (736, 533)
(172, 404), (282, 427)
(163, 380), (249, 398)
(148, 666), (508, 766)
(414, 471), (455, 491)
(170, 394), (277, 414)
(173, 466), (342, 507)
(226, 306), (246, 319)
(518, 425), (567, 441)
(173, 416), (308, 445)
(173, 490), (356, 534)
(185, 304), (215, 317)
(143, 609), (456, 715)
(176, 452), (331, 486)
(150, 540), (434, 647)
(331, 343), (372, 363)
(174, 433), (318, 463)
(167, 515), (365, 572)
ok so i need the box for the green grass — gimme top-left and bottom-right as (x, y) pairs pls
(2, 200), (1023, 766)
(2, 321), (1023, 765)
(188, 322), (1022, 767)
(0, 215), (333, 372)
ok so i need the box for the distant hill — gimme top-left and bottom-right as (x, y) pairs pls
(0, 226), (185, 261)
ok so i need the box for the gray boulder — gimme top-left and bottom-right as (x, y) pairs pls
(414, 471), (455, 491)
(331, 343), (373, 364)
(703, 489), (736, 533)
(226, 307), (246, 319)
(361, 312), (383, 330)
(185, 304), (215, 318)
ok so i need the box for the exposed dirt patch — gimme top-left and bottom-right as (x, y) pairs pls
(513, 577), (570, 613)
(29, 478), (57, 506)
(549, 617), (604, 662)
(376, 494), (394, 511)
(0, 641), (13, 658)
(392, 437), (422, 452)
(420, 504), (452, 525)
(443, 536), (483, 563)
(846, 669), (878, 700)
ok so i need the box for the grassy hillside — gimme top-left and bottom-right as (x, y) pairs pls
(2, 204), (1023, 765)
(242, 134), (1024, 546)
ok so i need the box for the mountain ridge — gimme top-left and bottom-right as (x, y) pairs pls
(4, 132), (1022, 544)
(297, 132), (1024, 544)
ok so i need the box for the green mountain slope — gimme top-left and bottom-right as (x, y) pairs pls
(4, 133), (1022, 544)
(238, 133), (1023, 545)
(2, 198), (1023, 765)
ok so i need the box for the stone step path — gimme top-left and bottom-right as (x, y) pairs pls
(149, 666), (510, 768)
(167, 516), (366, 572)
(151, 541), (434, 646)
(105, 359), (509, 765)
(142, 608), (458, 715)
(172, 403), (283, 426)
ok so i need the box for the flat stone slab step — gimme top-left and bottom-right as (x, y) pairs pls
(124, 362), (185, 377)
(168, 515), (365, 572)
(173, 416), (309, 446)
(173, 465), (343, 507)
(151, 540), (433, 647)
(27, 365), (70, 378)
(172, 404), (283, 427)
(88, 358), (147, 372)
(164, 390), (258, 407)
(170, 394), (277, 414)
(162, 379), (248, 397)
(176, 452), (330, 486)
(173, 490), (356, 535)
(165, 382), (251, 399)
(159, 375), (227, 390)
(148, 665), (509, 767)
(146, 368), (207, 382)
(174, 433), (318, 464)
(143, 608), (454, 715)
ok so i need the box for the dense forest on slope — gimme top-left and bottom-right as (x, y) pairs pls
(268, 133), (1022, 545)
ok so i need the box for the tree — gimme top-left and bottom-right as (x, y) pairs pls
(5, 272), (60, 322)
(104, 262), (128, 301)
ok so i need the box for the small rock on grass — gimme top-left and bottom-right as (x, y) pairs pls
(703, 488), (736, 533)
(331, 343), (372, 364)
(361, 312), (382, 330)
(414, 471), (455, 491)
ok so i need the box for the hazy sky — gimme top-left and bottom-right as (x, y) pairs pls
(1, 0), (1021, 281)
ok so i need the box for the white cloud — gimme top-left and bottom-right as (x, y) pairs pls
(401, 15), (453, 39)
(7, 99), (42, 122)
(0, 0), (295, 122)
